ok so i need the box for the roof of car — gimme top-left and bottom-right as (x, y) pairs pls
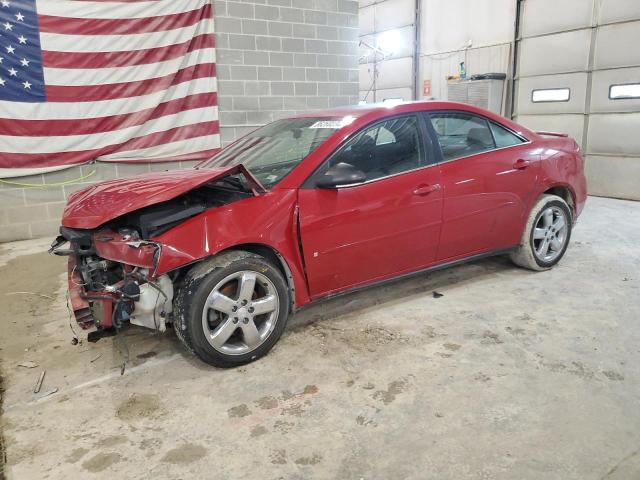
(292, 100), (492, 119)
(290, 100), (535, 138)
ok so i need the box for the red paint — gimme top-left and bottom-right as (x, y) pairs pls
(1, 92), (217, 136)
(62, 101), (587, 311)
(39, 4), (212, 35)
(63, 165), (251, 229)
(42, 34), (215, 69)
(45, 63), (215, 102)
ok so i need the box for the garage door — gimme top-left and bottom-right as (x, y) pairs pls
(358, 0), (417, 103)
(514, 0), (640, 200)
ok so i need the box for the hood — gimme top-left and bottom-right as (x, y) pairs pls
(62, 165), (264, 229)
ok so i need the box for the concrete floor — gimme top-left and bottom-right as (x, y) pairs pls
(0, 196), (639, 480)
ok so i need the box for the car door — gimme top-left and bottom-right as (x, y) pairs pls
(297, 114), (443, 298)
(426, 111), (540, 261)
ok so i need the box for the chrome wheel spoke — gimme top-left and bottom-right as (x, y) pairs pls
(542, 209), (554, 228)
(552, 216), (565, 232)
(550, 236), (563, 251)
(238, 272), (257, 302)
(241, 320), (261, 348)
(209, 318), (238, 349)
(207, 292), (236, 314)
(536, 238), (550, 257)
(533, 227), (546, 240)
(252, 294), (277, 315)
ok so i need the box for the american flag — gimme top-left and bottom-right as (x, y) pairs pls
(0, 0), (220, 176)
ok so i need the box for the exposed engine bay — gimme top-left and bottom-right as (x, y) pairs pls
(51, 175), (254, 340)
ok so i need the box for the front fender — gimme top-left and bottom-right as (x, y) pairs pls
(152, 189), (311, 307)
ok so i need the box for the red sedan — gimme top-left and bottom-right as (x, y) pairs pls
(52, 101), (587, 367)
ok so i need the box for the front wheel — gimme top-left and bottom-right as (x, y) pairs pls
(173, 251), (290, 367)
(510, 194), (572, 271)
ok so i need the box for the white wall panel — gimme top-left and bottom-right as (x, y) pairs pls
(374, 87), (414, 101)
(587, 112), (640, 156)
(521, 0), (594, 37)
(598, 0), (640, 25)
(516, 114), (586, 144)
(593, 21), (640, 70)
(519, 29), (591, 77)
(375, 56), (414, 89)
(359, 63), (372, 90)
(591, 67), (640, 113)
(516, 73), (588, 115)
(375, 0), (415, 31)
(359, 6), (375, 35)
(420, 0), (516, 55)
(359, 0), (415, 35)
(585, 155), (640, 200)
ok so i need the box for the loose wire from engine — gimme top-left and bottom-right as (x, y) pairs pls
(65, 291), (80, 345)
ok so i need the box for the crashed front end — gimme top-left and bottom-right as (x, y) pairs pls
(53, 227), (173, 337)
(50, 165), (264, 339)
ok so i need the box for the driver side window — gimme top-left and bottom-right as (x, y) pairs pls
(327, 115), (425, 182)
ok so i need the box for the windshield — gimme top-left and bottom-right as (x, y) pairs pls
(200, 117), (344, 188)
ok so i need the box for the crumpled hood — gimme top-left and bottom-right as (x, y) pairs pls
(62, 165), (260, 229)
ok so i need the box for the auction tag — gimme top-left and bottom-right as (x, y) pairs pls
(309, 120), (346, 129)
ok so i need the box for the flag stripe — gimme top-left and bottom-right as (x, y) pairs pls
(39, 18), (213, 53)
(36, 0), (206, 20)
(39, 4), (212, 35)
(0, 122), (219, 168)
(45, 63), (216, 102)
(0, 77), (215, 120)
(0, 92), (217, 136)
(98, 136), (220, 161)
(44, 48), (215, 86)
(0, 108), (217, 153)
(41, 33), (215, 69)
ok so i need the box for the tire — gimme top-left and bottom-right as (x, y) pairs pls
(509, 194), (573, 271)
(173, 250), (290, 367)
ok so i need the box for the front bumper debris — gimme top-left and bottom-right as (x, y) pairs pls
(53, 230), (172, 333)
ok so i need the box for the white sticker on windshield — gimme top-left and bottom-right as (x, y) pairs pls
(309, 120), (345, 129)
(309, 116), (355, 129)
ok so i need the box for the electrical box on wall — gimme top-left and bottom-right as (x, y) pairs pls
(447, 74), (507, 115)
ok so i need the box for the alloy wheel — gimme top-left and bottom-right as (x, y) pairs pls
(532, 205), (568, 263)
(201, 270), (280, 355)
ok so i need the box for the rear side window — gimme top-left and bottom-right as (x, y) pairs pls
(429, 112), (495, 161)
(326, 115), (425, 182)
(490, 122), (526, 148)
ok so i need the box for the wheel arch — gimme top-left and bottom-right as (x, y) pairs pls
(541, 184), (576, 219)
(215, 243), (297, 312)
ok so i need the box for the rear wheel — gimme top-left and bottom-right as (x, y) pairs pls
(173, 251), (290, 367)
(510, 194), (572, 271)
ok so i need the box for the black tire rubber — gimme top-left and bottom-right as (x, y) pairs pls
(509, 194), (573, 271)
(173, 250), (290, 367)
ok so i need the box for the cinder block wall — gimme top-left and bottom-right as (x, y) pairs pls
(0, 0), (359, 243)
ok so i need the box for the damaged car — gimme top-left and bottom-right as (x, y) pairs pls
(51, 101), (587, 367)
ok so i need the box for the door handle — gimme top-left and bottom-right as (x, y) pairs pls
(513, 159), (530, 170)
(413, 184), (441, 196)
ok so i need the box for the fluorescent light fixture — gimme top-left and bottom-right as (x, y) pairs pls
(376, 29), (402, 55)
(532, 88), (570, 103)
(609, 83), (640, 100)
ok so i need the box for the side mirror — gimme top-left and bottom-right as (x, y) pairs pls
(316, 163), (366, 189)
